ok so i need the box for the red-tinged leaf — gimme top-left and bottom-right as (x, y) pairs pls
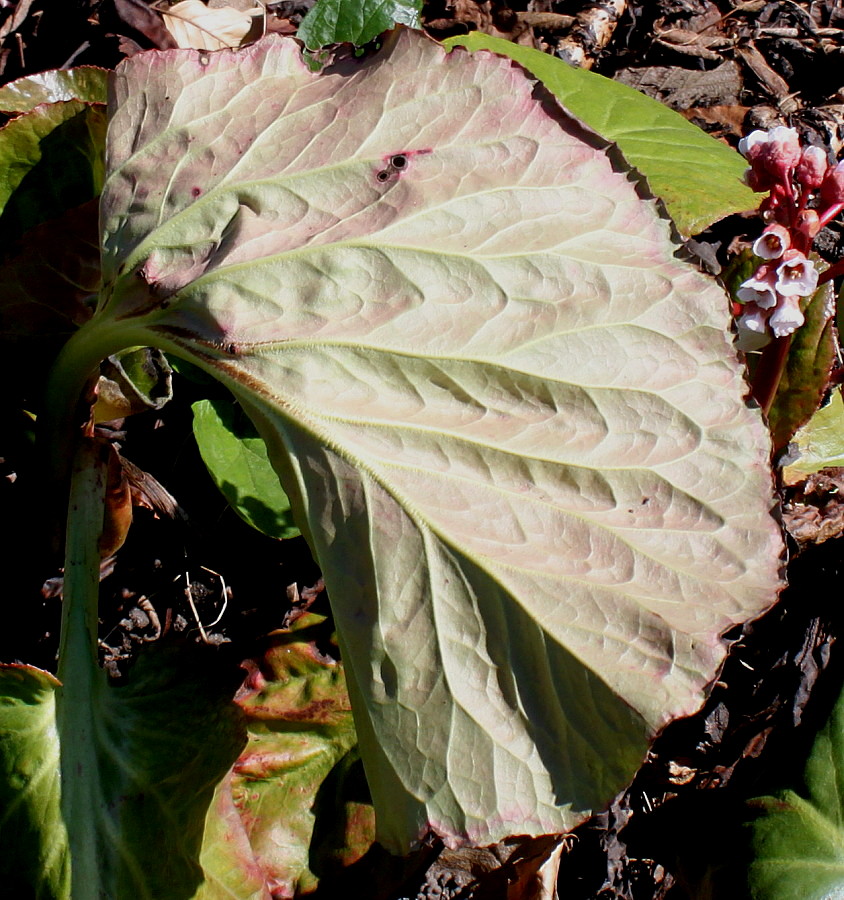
(58, 28), (784, 851)
(0, 67), (108, 113)
(767, 281), (837, 453)
(198, 615), (369, 898)
(444, 33), (760, 236)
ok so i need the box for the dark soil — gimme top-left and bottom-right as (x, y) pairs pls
(3, 2), (844, 898)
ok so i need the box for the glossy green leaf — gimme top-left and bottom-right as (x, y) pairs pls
(0, 664), (69, 899)
(766, 281), (837, 453)
(444, 32), (760, 236)
(298, 0), (421, 49)
(748, 679), (844, 899)
(62, 29), (781, 850)
(0, 67), (108, 113)
(783, 389), (844, 478)
(192, 397), (300, 540)
(198, 615), (369, 897)
(0, 100), (106, 248)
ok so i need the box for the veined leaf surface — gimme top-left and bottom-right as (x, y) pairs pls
(82, 30), (782, 850)
(443, 32), (759, 236)
(198, 614), (366, 897)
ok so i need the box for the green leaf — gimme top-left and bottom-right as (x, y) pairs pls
(0, 67), (108, 113)
(766, 281), (837, 453)
(198, 615), (369, 897)
(1, 647), (244, 900)
(443, 32), (760, 236)
(65, 29), (782, 850)
(0, 664), (69, 899)
(783, 389), (844, 478)
(0, 100), (106, 249)
(70, 645), (244, 900)
(297, 0), (421, 49)
(748, 679), (844, 899)
(192, 397), (300, 540)
(4, 434), (246, 900)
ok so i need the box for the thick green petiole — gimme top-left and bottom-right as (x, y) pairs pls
(55, 436), (108, 900)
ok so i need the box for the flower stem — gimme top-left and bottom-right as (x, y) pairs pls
(752, 334), (792, 419)
(818, 257), (844, 286)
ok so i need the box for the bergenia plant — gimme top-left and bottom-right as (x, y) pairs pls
(0, 21), (787, 899)
(736, 127), (834, 337)
(733, 126), (842, 424)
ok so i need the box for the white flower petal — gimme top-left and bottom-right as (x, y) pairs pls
(776, 258), (819, 297)
(737, 285), (778, 309)
(738, 130), (768, 158)
(769, 302), (805, 337)
(752, 225), (790, 260)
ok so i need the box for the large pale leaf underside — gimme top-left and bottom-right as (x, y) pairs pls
(97, 30), (782, 849)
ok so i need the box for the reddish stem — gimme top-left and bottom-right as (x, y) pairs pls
(818, 257), (844, 286)
(751, 334), (792, 419)
(818, 200), (844, 230)
(781, 169), (797, 219)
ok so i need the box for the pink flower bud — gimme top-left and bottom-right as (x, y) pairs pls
(820, 160), (844, 207)
(739, 126), (802, 187)
(795, 209), (821, 243)
(738, 264), (779, 309)
(762, 126), (802, 171)
(775, 250), (819, 297)
(752, 224), (790, 260)
(738, 130), (770, 161)
(743, 166), (775, 192)
(796, 145), (828, 189)
(769, 296), (805, 338)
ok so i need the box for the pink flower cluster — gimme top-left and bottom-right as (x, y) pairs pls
(735, 126), (843, 341)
